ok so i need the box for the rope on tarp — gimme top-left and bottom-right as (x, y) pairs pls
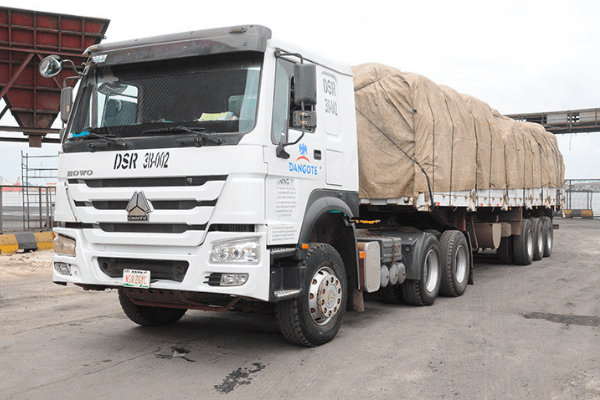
(356, 107), (435, 209)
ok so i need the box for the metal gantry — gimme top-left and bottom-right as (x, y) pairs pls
(0, 6), (109, 146)
(506, 108), (600, 135)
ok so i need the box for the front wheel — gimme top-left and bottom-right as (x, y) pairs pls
(118, 288), (187, 326)
(275, 243), (347, 347)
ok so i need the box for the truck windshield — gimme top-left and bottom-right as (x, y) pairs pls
(68, 52), (262, 143)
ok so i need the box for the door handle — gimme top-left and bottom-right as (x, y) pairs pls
(314, 150), (322, 160)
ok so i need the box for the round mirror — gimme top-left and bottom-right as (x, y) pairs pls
(38, 55), (63, 78)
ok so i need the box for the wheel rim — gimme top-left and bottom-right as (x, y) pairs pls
(308, 266), (342, 326)
(424, 249), (440, 293)
(537, 226), (544, 254)
(526, 229), (533, 257)
(455, 244), (467, 284)
(547, 228), (553, 250)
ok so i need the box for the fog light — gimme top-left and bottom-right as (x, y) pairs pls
(220, 273), (249, 286)
(54, 262), (72, 275)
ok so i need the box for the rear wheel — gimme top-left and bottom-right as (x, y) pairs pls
(439, 230), (470, 297)
(275, 243), (347, 347)
(399, 234), (442, 306)
(541, 216), (553, 257)
(513, 218), (534, 265)
(118, 289), (187, 326)
(530, 217), (544, 261)
(379, 284), (403, 304)
(497, 236), (514, 264)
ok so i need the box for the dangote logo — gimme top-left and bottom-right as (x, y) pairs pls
(298, 143), (309, 161)
(289, 143), (318, 176)
(126, 191), (153, 222)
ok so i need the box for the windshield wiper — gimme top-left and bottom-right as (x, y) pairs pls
(143, 125), (224, 146)
(72, 130), (132, 152)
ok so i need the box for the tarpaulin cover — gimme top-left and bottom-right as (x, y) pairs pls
(353, 63), (565, 200)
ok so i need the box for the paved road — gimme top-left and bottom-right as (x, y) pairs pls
(1, 219), (599, 399)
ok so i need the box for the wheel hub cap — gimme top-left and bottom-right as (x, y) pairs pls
(308, 267), (342, 325)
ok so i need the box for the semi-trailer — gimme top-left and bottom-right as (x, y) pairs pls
(42, 25), (564, 346)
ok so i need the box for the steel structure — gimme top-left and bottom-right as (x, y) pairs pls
(506, 107), (600, 134)
(0, 6), (109, 146)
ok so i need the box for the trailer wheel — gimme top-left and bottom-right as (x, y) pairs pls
(513, 218), (534, 265)
(530, 217), (544, 261)
(118, 289), (187, 326)
(439, 230), (470, 297)
(275, 243), (347, 347)
(497, 236), (514, 264)
(399, 234), (442, 306)
(541, 216), (553, 257)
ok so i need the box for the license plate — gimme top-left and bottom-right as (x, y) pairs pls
(123, 269), (151, 289)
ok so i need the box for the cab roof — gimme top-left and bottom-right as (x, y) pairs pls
(86, 25), (272, 66)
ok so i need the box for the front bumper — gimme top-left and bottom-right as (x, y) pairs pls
(53, 227), (271, 302)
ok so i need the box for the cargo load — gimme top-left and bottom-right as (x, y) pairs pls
(353, 63), (565, 209)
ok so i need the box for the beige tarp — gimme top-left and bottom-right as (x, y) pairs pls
(353, 63), (565, 200)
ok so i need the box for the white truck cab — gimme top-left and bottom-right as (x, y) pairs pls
(47, 25), (360, 346)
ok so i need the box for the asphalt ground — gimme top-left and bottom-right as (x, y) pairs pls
(0, 218), (599, 399)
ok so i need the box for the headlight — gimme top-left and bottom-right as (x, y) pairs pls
(54, 234), (76, 256)
(211, 238), (259, 264)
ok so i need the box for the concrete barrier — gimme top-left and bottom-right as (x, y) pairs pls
(0, 231), (55, 254)
(563, 209), (594, 219)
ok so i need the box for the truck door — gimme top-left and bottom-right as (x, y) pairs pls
(264, 57), (324, 246)
(320, 70), (345, 187)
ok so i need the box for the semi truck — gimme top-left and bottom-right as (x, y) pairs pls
(41, 25), (564, 347)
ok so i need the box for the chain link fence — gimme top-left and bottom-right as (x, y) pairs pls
(0, 186), (55, 234)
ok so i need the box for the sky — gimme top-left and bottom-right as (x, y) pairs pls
(2, 0), (600, 182)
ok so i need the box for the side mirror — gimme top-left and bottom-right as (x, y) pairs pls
(293, 63), (317, 106)
(275, 62), (317, 159)
(60, 87), (73, 124)
(38, 55), (64, 78)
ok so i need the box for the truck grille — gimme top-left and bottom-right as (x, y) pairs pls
(74, 200), (217, 210)
(67, 174), (227, 246)
(99, 223), (206, 233)
(69, 175), (227, 187)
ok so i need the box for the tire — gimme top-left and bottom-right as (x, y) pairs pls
(513, 218), (534, 265)
(439, 230), (470, 297)
(541, 216), (553, 257)
(424, 229), (442, 240)
(497, 236), (514, 264)
(398, 234), (442, 306)
(530, 217), (544, 261)
(378, 284), (403, 305)
(118, 288), (187, 327)
(275, 243), (347, 347)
